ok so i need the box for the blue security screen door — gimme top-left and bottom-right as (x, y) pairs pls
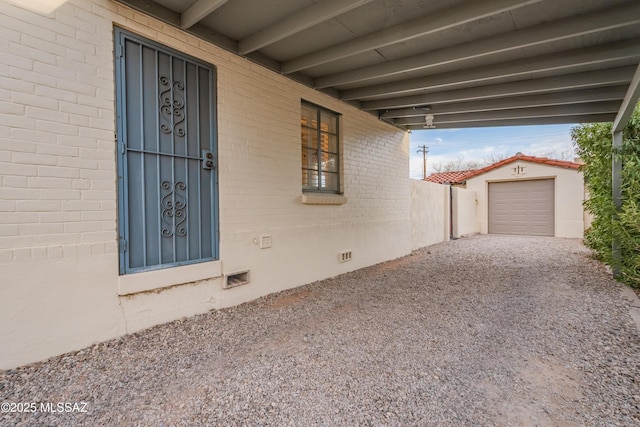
(115, 29), (219, 274)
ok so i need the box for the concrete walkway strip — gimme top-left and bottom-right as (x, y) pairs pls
(1, 235), (639, 426)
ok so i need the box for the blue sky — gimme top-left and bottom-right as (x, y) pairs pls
(409, 124), (578, 179)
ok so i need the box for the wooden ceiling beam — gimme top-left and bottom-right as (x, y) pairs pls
(282, 0), (542, 73)
(405, 114), (616, 130)
(316, 2), (640, 88)
(613, 62), (640, 132)
(238, 0), (374, 55)
(380, 86), (628, 118)
(362, 67), (636, 111)
(181, 0), (230, 29)
(342, 39), (640, 101)
(395, 101), (620, 126)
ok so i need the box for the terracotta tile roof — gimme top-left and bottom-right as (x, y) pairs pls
(424, 170), (476, 184)
(461, 153), (581, 181)
(423, 154), (582, 185)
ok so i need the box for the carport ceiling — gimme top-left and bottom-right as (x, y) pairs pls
(118, 0), (640, 130)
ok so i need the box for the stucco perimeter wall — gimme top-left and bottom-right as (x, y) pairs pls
(411, 180), (449, 250)
(465, 161), (585, 238)
(452, 187), (478, 238)
(0, 0), (412, 368)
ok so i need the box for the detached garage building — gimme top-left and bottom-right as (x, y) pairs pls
(462, 154), (585, 238)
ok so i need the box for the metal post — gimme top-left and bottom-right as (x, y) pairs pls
(612, 130), (623, 278)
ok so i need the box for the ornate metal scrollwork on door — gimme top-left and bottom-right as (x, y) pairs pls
(161, 181), (187, 237)
(159, 76), (185, 137)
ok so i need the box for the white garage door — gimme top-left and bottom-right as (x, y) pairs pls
(488, 179), (554, 236)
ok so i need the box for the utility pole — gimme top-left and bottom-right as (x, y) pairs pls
(417, 145), (429, 180)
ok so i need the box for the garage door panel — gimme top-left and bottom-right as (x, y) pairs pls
(488, 179), (554, 236)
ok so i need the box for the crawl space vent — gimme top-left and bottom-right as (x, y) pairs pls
(338, 250), (352, 263)
(224, 270), (250, 289)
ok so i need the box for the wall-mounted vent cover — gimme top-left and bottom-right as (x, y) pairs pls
(259, 235), (272, 249)
(338, 250), (352, 263)
(224, 270), (250, 289)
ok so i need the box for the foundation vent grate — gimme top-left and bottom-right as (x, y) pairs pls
(338, 250), (352, 263)
(224, 270), (250, 289)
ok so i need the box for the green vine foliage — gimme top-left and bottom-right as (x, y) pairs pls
(572, 103), (640, 288)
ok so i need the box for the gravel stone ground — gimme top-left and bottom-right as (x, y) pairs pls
(2, 235), (639, 426)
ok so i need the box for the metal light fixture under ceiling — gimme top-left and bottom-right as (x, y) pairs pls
(424, 113), (435, 129)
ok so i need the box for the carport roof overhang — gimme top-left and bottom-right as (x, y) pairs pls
(117, 0), (640, 131)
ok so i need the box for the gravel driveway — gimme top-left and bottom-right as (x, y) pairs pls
(2, 235), (639, 426)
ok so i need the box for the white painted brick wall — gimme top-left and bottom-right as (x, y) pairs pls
(0, 0), (117, 264)
(0, 0), (414, 368)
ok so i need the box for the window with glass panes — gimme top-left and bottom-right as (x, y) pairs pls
(301, 102), (340, 193)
